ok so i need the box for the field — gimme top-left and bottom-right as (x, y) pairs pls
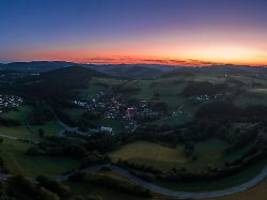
(104, 136), (263, 191)
(250, 88), (267, 95)
(66, 170), (155, 200)
(234, 91), (267, 107)
(209, 176), (267, 200)
(0, 126), (33, 139)
(63, 108), (125, 133)
(110, 141), (187, 170)
(31, 120), (63, 136)
(0, 121), (63, 140)
(1, 106), (35, 140)
(120, 78), (188, 110)
(67, 182), (152, 200)
(0, 106), (77, 177)
(1, 105), (31, 123)
(63, 108), (84, 123)
(189, 139), (229, 170)
(110, 139), (234, 172)
(109, 139), (267, 191)
(149, 112), (192, 126)
(0, 105), (64, 139)
(0, 139), (80, 177)
(66, 177), (267, 200)
(98, 118), (124, 133)
(2, 72), (267, 197)
(79, 77), (126, 100)
(157, 157), (267, 192)
(66, 158), (267, 199)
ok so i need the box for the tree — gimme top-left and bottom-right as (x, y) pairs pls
(36, 176), (71, 197)
(39, 187), (60, 200)
(38, 128), (45, 137)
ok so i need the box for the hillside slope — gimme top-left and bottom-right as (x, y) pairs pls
(21, 66), (109, 100)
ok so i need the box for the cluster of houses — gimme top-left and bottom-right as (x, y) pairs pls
(73, 91), (162, 132)
(194, 93), (223, 103)
(0, 94), (23, 113)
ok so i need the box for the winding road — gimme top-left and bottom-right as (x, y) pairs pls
(57, 120), (88, 136)
(53, 119), (267, 199)
(57, 163), (267, 199)
(0, 111), (265, 199)
(0, 132), (266, 199)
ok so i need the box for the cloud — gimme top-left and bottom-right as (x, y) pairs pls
(80, 57), (222, 66)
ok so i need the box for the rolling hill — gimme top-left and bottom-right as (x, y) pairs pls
(21, 66), (109, 101)
(0, 61), (75, 72)
(85, 64), (176, 79)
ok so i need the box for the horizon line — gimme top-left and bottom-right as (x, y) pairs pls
(1, 60), (267, 68)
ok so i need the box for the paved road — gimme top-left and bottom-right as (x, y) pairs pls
(45, 107), (267, 199)
(1, 121), (267, 199)
(57, 120), (88, 136)
(58, 164), (267, 199)
(0, 131), (38, 144)
(0, 133), (18, 140)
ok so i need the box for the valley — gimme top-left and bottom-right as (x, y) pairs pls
(0, 63), (266, 199)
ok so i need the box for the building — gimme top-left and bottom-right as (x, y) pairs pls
(126, 107), (136, 119)
(100, 126), (113, 134)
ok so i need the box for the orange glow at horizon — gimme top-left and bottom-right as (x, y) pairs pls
(2, 0), (267, 67)
(22, 45), (267, 66)
(180, 46), (267, 66)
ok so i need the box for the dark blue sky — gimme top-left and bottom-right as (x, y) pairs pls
(1, 0), (267, 65)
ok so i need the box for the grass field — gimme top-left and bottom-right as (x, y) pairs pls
(149, 112), (192, 126)
(1, 105), (31, 123)
(66, 178), (267, 200)
(31, 120), (63, 136)
(0, 107), (78, 177)
(0, 121), (63, 140)
(158, 158), (267, 192)
(66, 170), (153, 200)
(250, 88), (267, 95)
(0, 126), (33, 139)
(0, 139), (80, 177)
(79, 77), (126, 100)
(190, 139), (229, 170)
(64, 108), (124, 133)
(110, 141), (187, 170)
(98, 118), (124, 133)
(209, 176), (267, 200)
(0, 105), (63, 139)
(110, 139), (232, 172)
(122, 78), (187, 110)
(115, 138), (264, 192)
(67, 182), (151, 200)
(64, 108), (84, 123)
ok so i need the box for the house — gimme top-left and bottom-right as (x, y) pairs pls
(73, 100), (87, 107)
(126, 107), (136, 119)
(100, 126), (113, 134)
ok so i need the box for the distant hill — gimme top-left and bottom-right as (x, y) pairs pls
(101, 65), (163, 79)
(41, 65), (108, 87)
(85, 64), (176, 79)
(21, 66), (108, 101)
(3, 61), (267, 79)
(0, 61), (75, 72)
(160, 65), (267, 78)
(0, 62), (176, 78)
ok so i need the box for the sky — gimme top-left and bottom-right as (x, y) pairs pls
(1, 0), (267, 66)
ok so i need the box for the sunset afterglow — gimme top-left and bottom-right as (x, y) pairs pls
(1, 0), (267, 66)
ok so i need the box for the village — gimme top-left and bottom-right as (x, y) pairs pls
(0, 94), (23, 114)
(73, 90), (164, 133)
